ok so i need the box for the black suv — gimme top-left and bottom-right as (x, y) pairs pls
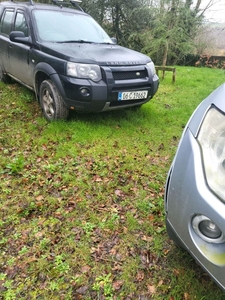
(0, 0), (159, 121)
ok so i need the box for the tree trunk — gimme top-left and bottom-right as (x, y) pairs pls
(161, 0), (176, 66)
(195, 0), (202, 11)
(162, 38), (169, 67)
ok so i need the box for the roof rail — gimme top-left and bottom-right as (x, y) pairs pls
(10, 0), (34, 5)
(70, 0), (83, 11)
(52, 0), (83, 11)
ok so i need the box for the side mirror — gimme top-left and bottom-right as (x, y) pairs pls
(111, 37), (117, 44)
(9, 31), (31, 46)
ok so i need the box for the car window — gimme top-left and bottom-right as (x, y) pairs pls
(0, 9), (14, 36)
(33, 10), (113, 43)
(0, 6), (4, 17)
(15, 11), (29, 36)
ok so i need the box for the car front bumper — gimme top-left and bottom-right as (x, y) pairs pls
(55, 70), (159, 112)
(165, 125), (225, 291)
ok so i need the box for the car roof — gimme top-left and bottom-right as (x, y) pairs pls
(0, 0), (86, 15)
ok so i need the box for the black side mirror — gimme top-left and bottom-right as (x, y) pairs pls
(9, 31), (31, 46)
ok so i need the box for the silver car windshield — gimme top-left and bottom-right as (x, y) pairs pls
(33, 10), (113, 44)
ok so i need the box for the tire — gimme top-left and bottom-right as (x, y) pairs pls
(39, 79), (69, 121)
(0, 64), (11, 83)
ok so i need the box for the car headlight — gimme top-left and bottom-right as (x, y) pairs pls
(197, 106), (225, 201)
(67, 62), (102, 82)
(147, 61), (156, 76)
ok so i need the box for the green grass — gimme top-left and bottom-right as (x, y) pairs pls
(0, 66), (225, 299)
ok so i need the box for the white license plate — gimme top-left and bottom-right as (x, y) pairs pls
(118, 90), (148, 101)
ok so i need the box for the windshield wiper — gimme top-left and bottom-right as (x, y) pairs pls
(56, 40), (94, 44)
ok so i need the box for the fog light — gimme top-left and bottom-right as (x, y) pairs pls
(79, 87), (90, 97)
(199, 220), (221, 239)
(192, 215), (225, 243)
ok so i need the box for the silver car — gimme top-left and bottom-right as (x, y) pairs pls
(165, 83), (225, 291)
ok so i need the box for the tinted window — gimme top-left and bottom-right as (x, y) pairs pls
(15, 12), (29, 36)
(0, 9), (14, 35)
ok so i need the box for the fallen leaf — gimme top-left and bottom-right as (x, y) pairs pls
(141, 235), (153, 243)
(147, 284), (156, 294)
(113, 280), (123, 290)
(115, 189), (123, 196)
(148, 215), (155, 221)
(136, 270), (145, 282)
(183, 292), (191, 300)
(158, 280), (163, 286)
(76, 286), (88, 294)
(81, 265), (91, 273)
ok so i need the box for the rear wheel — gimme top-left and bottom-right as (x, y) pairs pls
(0, 65), (11, 83)
(39, 79), (69, 121)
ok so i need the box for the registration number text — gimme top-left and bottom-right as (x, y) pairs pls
(118, 90), (148, 101)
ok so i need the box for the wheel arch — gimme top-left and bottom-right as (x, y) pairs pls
(34, 62), (67, 106)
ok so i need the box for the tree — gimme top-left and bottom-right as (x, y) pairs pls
(139, 0), (204, 65)
(194, 24), (217, 56)
(38, 0), (219, 65)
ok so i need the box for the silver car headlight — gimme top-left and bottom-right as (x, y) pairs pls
(197, 107), (225, 201)
(147, 61), (156, 76)
(67, 62), (102, 82)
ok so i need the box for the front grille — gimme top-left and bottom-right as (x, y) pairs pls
(112, 70), (147, 81)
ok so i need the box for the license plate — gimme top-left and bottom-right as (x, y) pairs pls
(118, 90), (148, 101)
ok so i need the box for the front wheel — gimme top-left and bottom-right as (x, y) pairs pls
(39, 79), (69, 121)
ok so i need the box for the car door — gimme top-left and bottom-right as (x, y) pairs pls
(7, 9), (34, 87)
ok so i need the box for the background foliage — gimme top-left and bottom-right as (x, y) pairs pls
(78, 0), (207, 65)
(35, 0), (224, 65)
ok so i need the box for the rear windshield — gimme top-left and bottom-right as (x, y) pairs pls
(33, 10), (113, 43)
